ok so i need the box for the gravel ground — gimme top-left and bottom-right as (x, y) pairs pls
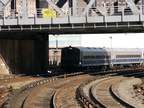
(0, 79), (41, 89)
(56, 85), (82, 108)
(1, 76), (144, 108)
(81, 76), (144, 108)
(117, 77), (144, 108)
(0, 78), (43, 107)
(55, 76), (93, 108)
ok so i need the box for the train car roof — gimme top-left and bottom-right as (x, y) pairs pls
(77, 47), (109, 51)
(63, 46), (144, 52)
(63, 46), (108, 51)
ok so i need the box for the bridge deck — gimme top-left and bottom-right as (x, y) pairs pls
(0, 5), (144, 33)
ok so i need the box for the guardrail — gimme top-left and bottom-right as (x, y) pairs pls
(1, 5), (144, 19)
(0, 5), (144, 26)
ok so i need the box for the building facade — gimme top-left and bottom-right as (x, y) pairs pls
(49, 34), (82, 65)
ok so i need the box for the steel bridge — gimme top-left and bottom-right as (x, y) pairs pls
(0, 0), (144, 34)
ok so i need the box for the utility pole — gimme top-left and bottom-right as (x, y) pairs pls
(53, 34), (59, 66)
(110, 36), (112, 48)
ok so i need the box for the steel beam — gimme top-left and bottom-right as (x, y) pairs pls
(22, 0), (28, 18)
(46, 0), (65, 16)
(126, 0), (140, 14)
(56, 0), (67, 8)
(0, 0), (11, 10)
(72, 0), (78, 16)
(142, 0), (144, 13)
(81, 0), (98, 16)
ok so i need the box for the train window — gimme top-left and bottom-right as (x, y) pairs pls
(83, 55), (110, 59)
(116, 55), (141, 58)
(139, 55), (141, 57)
(83, 56), (86, 59)
(95, 55), (105, 59)
(106, 56), (110, 58)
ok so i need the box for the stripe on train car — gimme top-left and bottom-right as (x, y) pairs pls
(82, 59), (144, 66)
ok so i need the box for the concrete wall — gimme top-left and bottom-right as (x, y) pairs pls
(0, 32), (48, 75)
(0, 54), (10, 74)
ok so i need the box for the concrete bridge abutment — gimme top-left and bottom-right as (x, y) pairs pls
(0, 32), (48, 75)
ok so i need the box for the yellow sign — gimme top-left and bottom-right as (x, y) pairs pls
(42, 9), (57, 18)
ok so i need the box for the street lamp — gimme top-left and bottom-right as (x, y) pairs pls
(110, 36), (112, 48)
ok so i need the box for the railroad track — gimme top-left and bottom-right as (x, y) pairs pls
(0, 75), (47, 107)
(91, 76), (132, 108)
(7, 74), (95, 108)
(1, 68), (144, 108)
(78, 71), (144, 108)
(52, 75), (96, 108)
(0, 75), (19, 80)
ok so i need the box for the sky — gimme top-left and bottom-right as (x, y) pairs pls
(81, 33), (144, 48)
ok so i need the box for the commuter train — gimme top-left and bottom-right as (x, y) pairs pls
(61, 46), (144, 72)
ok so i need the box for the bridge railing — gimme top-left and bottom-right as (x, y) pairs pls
(0, 5), (143, 27)
(0, 5), (143, 19)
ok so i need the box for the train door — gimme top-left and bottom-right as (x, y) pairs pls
(61, 47), (80, 71)
(66, 48), (80, 66)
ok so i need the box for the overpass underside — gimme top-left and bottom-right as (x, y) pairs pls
(0, 0), (144, 74)
(0, 33), (48, 75)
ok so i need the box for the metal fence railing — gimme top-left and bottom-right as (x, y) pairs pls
(0, 5), (144, 20)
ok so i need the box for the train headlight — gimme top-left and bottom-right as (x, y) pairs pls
(69, 48), (72, 50)
(79, 62), (81, 66)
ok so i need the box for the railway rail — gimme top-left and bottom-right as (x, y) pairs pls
(2, 72), (86, 108)
(52, 75), (97, 108)
(0, 74), (20, 80)
(1, 68), (144, 108)
(91, 76), (133, 108)
(23, 75), (94, 108)
(0, 74), (48, 107)
(78, 71), (144, 108)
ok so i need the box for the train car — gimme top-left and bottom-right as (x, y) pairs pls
(61, 46), (144, 72)
(110, 48), (144, 68)
(61, 46), (81, 71)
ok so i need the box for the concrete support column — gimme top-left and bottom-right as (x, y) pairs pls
(0, 32), (48, 75)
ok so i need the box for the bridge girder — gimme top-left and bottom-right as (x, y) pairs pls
(0, 0), (12, 10)
(0, 0), (144, 34)
(0, 0), (143, 17)
(44, 0), (143, 17)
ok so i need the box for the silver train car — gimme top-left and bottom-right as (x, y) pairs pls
(61, 46), (144, 72)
